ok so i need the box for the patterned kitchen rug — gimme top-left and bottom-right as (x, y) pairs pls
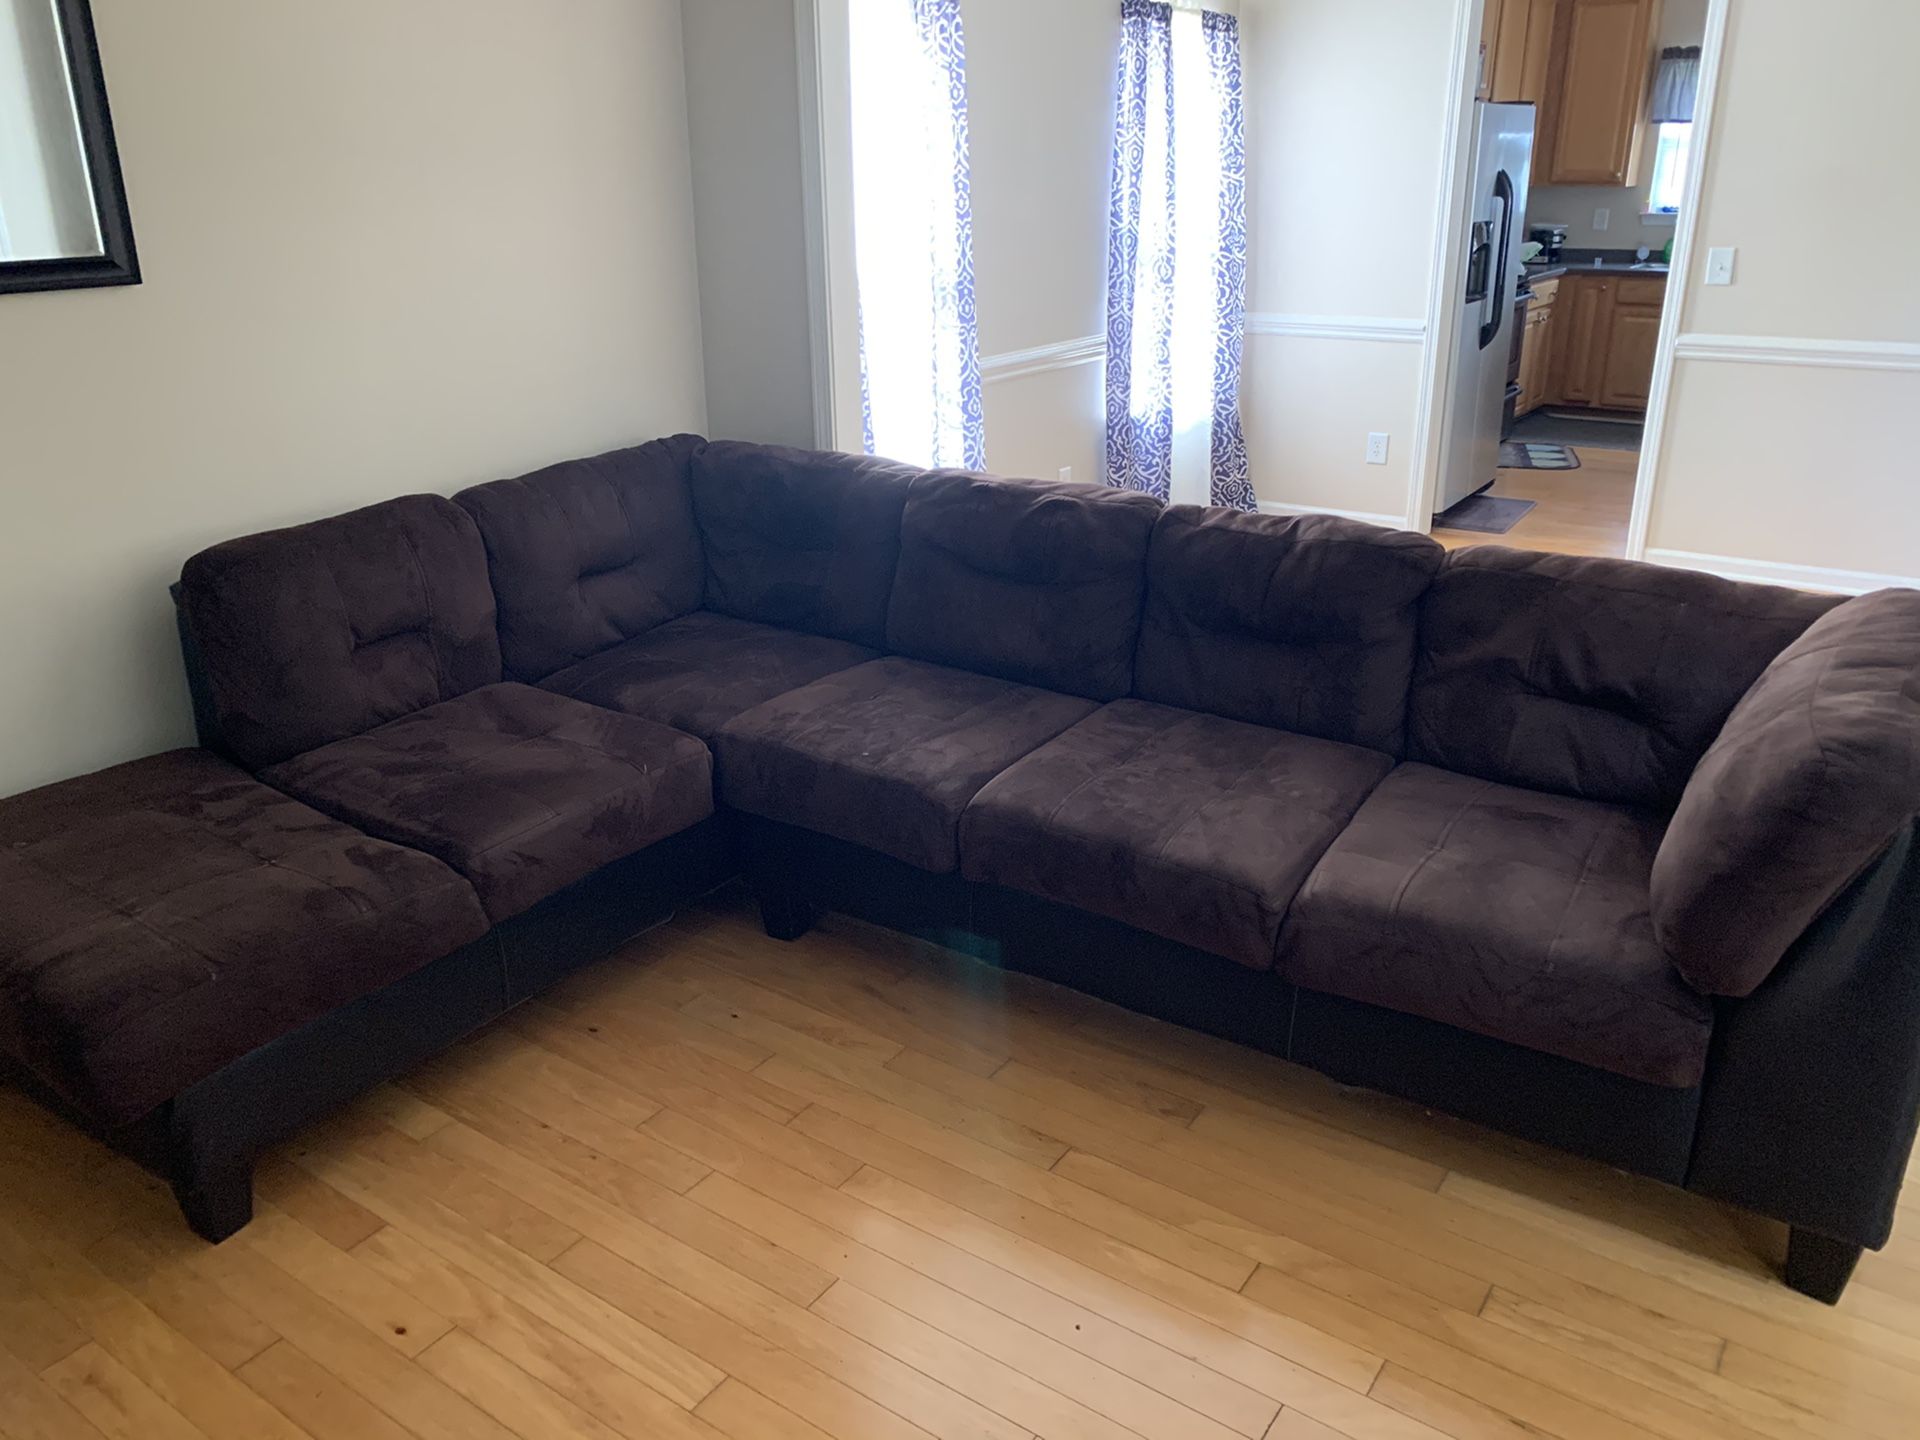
(1498, 441), (1581, 470)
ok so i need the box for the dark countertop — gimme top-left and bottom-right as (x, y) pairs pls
(1524, 248), (1670, 284)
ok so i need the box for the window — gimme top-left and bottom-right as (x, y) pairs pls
(846, 0), (983, 471)
(1647, 121), (1692, 215)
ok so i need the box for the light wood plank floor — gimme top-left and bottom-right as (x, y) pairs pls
(3, 889), (1917, 1440)
(1435, 445), (1638, 558)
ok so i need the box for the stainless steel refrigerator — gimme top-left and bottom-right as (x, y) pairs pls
(1437, 101), (1535, 514)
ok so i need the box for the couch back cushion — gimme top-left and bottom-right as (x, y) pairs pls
(1652, 588), (1920, 997)
(690, 442), (917, 648)
(1408, 549), (1840, 810)
(886, 471), (1162, 700)
(455, 437), (706, 681)
(1134, 508), (1444, 751)
(178, 496), (502, 770)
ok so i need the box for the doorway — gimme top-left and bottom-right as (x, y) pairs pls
(1415, 0), (1728, 561)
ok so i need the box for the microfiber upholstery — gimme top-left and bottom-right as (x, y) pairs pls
(540, 611), (879, 743)
(690, 442), (917, 647)
(1408, 549), (1840, 811)
(1653, 588), (1920, 998)
(1280, 763), (1712, 1088)
(1134, 508), (1444, 752)
(0, 751), (490, 1127)
(178, 495), (503, 771)
(715, 656), (1097, 873)
(887, 470), (1162, 699)
(454, 436), (707, 682)
(962, 700), (1394, 969)
(264, 684), (714, 923)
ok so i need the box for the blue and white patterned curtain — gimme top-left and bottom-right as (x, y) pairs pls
(1104, 0), (1252, 510)
(1203, 9), (1254, 510)
(851, 0), (985, 471)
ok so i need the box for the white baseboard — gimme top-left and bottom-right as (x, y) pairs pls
(1258, 500), (1406, 529)
(1645, 547), (1920, 595)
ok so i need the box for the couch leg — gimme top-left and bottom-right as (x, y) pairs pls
(757, 887), (820, 942)
(1785, 1228), (1862, 1304)
(170, 1155), (255, 1244)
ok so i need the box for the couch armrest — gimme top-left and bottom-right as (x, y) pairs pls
(1686, 822), (1920, 1250)
(1650, 588), (1920, 998)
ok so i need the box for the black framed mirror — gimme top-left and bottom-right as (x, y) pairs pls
(1, 0), (138, 295)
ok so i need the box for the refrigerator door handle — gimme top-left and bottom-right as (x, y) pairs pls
(1479, 169), (1515, 351)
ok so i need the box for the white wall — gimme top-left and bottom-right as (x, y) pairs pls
(1643, 0), (1920, 584)
(682, 0), (818, 446)
(0, 0), (708, 797)
(1530, 0), (1709, 253)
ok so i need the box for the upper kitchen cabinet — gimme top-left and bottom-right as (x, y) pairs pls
(1539, 0), (1660, 186)
(1482, 0), (1556, 106)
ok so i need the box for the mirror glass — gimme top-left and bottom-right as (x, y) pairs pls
(0, 0), (103, 263)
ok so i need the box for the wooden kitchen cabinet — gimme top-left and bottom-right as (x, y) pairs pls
(1539, 0), (1659, 186)
(1550, 272), (1666, 413)
(1516, 276), (1559, 417)
(1484, 0), (1556, 105)
(1598, 277), (1665, 408)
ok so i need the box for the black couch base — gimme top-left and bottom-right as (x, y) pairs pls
(107, 814), (735, 1243)
(737, 818), (1914, 1302)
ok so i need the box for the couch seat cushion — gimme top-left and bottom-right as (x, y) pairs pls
(962, 700), (1394, 969)
(264, 685), (713, 923)
(0, 751), (490, 1127)
(1278, 763), (1712, 1088)
(714, 657), (1097, 873)
(539, 611), (878, 742)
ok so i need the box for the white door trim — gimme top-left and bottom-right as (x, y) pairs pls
(794, 0), (864, 452)
(1404, 0), (1488, 533)
(1624, 0), (1733, 559)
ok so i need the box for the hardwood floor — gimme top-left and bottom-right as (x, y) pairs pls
(1434, 445), (1638, 558)
(3, 889), (1917, 1440)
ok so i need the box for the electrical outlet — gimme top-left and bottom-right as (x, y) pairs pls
(1704, 246), (1737, 285)
(1593, 207), (1611, 232)
(1058, 466), (1073, 483)
(1366, 433), (1390, 466)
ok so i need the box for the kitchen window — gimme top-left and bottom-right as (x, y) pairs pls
(1646, 120), (1692, 215)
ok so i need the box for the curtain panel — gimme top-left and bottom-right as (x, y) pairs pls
(1104, 0), (1252, 510)
(1650, 45), (1702, 124)
(852, 0), (985, 471)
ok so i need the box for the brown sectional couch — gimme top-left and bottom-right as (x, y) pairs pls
(4, 437), (1918, 1305)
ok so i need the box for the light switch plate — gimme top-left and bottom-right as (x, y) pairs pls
(1705, 246), (1737, 285)
(1366, 433), (1390, 466)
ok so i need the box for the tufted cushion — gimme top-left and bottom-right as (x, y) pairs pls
(540, 610), (878, 743)
(962, 700), (1393, 969)
(690, 442), (917, 648)
(454, 437), (707, 682)
(0, 751), (490, 1126)
(715, 657), (1097, 873)
(887, 471), (1162, 700)
(264, 684), (714, 923)
(1652, 588), (1920, 998)
(178, 495), (503, 771)
(1134, 508), (1444, 752)
(1280, 763), (1712, 1089)
(1408, 549), (1838, 811)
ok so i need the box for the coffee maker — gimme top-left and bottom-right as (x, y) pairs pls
(1529, 223), (1568, 263)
